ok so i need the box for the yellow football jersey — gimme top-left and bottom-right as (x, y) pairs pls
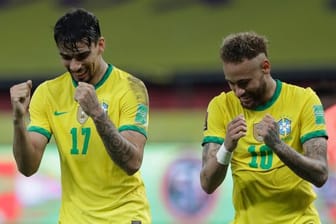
(28, 64), (151, 224)
(203, 80), (327, 224)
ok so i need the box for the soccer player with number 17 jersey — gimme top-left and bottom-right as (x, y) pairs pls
(10, 8), (151, 224)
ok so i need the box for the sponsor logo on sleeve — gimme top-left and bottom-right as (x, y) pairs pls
(313, 105), (325, 125)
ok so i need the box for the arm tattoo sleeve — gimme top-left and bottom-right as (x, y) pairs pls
(93, 111), (136, 171)
(273, 137), (328, 187)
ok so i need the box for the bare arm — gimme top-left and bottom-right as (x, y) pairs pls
(200, 114), (247, 193)
(200, 143), (230, 194)
(271, 137), (328, 187)
(92, 111), (146, 175)
(259, 114), (328, 187)
(13, 121), (48, 176)
(10, 80), (48, 176)
(75, 82), (146, 175)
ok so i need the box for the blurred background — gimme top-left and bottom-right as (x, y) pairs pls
(0, 0), (336, 223)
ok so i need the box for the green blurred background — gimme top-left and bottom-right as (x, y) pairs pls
(0, 0), (336, 81)
(1, 0), (336, 144)
(0, 0), (336, 223)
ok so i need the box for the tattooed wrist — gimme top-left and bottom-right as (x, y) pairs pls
(273, 141), (286, 152)
(91, 108), (106, 122)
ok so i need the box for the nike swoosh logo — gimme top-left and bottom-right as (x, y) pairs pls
(54, 111), (68, 116)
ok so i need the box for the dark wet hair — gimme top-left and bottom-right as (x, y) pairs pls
(54, 8), (101, 51)
(220, 31), (268, 63)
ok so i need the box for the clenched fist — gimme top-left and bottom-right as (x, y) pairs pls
(10, 80), (32, 119)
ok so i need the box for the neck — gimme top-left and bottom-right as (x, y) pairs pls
(265, 78), (277, 101)
(92, 61), (108, 85)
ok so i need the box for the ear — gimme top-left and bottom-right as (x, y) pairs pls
(97, 37), (105, 53)
(261, 59), (271, 74)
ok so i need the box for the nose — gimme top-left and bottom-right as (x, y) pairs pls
(232, 85), (245, 97)
(69, 59), (81, 72)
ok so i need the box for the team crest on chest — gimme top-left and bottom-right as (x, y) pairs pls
(77, 102), (109, 124)
(253, 122), (264, 142)
(278, 117), (291, 137)
(101, 102), (109, 114)
(253, 117), (292, 142)
(77, 106), (89, 124)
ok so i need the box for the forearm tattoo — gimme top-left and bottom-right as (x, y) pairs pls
(273, 137), (328, 186)
(93, 111), (135, 170)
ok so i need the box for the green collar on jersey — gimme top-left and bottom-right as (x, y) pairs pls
(254, 79), (282, 111)
(72, 64), (113, 89)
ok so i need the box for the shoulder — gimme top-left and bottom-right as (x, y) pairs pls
(280, 81), (319, 99)
(32, 72), (71, 98)
(112, 66), (147, 90)
(281, 81), (316, 94)
(208, 91), (238, 107)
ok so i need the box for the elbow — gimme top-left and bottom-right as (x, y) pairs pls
(314, 177), (328, 188)
(201, 184), (216, 194)
(124, 160), (142, 176)
(15, 160), (39, 177)
(200, 174), (216, 194)
(21, 172), (35, 177)
(125, 167), (139, 176)
(17, 166), (37, 177)
(314, 169), (329, 188)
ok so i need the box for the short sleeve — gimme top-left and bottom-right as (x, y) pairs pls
(300, 87), (328, 144)
(202, 95), (226, 145)
(118, 76), (149, 138)
(27, 83), (52, 140)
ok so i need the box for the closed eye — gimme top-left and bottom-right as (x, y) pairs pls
(59, 51), (91, 61)
(227, 79), (250, 89)
(75, 52), (90, 61)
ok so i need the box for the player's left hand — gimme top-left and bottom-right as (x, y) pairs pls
(74, 82), (103, 118)
(256, 114), (282, 148)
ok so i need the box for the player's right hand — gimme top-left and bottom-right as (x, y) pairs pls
(225, 114), (247, 152)
(10, 80), (32, 119)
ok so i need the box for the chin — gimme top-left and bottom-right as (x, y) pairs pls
(241, 102), (256, 109)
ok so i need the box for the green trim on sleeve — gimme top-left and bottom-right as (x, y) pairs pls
(202, 136), (224, 146)
(119, 125), (147, 138)
(27, 126), (52, 141)
(300, 130), (328, 144)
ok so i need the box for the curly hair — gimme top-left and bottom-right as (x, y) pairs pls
(220, 31), (268, 63)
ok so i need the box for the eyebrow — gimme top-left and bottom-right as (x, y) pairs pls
(60, 50), (91, 58)
(226, 78), (250, 83)
(226, 78), (251, 87)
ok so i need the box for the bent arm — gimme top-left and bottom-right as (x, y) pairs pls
(272, 137), (328, 187)
(200, 143), (230, 194)
(92, 111), (146, 175)
(13, 117), (48, 177)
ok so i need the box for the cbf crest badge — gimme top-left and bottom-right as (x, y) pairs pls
(253, 122), (264, 142)
(278, 118), (291, 137)
(77, 106), (89, 124)
(77, 102), (109, 124)
(253, 117), (292, 142)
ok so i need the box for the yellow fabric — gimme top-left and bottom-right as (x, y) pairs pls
(203, 80), (327, 224)
(28, 64), (151, 223)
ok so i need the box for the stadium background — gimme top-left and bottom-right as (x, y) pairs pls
(0, 0), (336, 223)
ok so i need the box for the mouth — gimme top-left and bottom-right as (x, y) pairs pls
(239, 96), (252, 104)
(239, 95), (256, 108)
(72, 70), (88, 81)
